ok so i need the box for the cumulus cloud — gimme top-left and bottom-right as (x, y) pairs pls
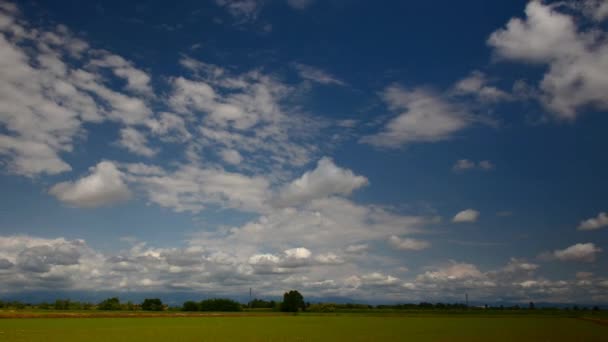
(293, 63), (346, 86)
(49, 161), (131, 207)
(0, 234), (605, 303)
(452, 159), (494, 172)
(388, 235), (430, 251)
(248, 247), (341, 274)
(580, 0), (608, 21)
(452, 209), (480, 223)
(127, 163), (270, 213)
(488, 0), (608, 119)
(0, 3), (152, 176)
(219, 148), (243, 165)
(169, 59), (323, 172)
(0, 236), (102, 291)
(361, 85), (470, 148)
(578, 212), (608, 230)
(145, 112), (191, 143)
(278, 157), (368, 206)
(88, 51), (152, 95)
(550, 243), (602, 262)
(417, 262), (483, 282)
(452, 70), (511, 102)
(190, 196), (428, 255)
(118, 127), (158, 157)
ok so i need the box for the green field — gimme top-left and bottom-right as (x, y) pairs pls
(0, 314), (607, 341)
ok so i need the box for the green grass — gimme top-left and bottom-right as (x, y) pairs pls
(0, 315), (606, 341)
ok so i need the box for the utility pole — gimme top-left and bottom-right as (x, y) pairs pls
(465, 293), (469, 308)
(249, 288), (252, 309)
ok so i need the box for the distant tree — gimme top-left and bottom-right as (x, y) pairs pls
(98, 297), (121, 311)
(141, 298), (163, 311)
(199, 298), (242, 312)
(182, 301), (200, 311)
(281, 290), (305, 312)
(529, 302), (535, 310)
(82, 302), (95, 310)
(123, 301), (135, 311)
(54, 299), (70, 310)
(593, 306), (600, 312)
(249, 299), (276, 309)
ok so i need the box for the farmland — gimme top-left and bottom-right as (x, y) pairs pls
(0, 312), (607, 341)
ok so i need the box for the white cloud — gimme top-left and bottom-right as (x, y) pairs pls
(417, 262), (483, 281)
(452, 70), (511, 102)
(129, 163), (271, 213)
(219, 148), (243, 165)
(0, 233), (604, 303)
(361, 85), (470, 148)
(478, 160), (494, 170)
(552, 243), (602, 262)
(0, 4), (153, 176)
(49, 161), (131, 208)
(488, 0), (608, 119)
(388, 235), (430, 251)
(452, 159), (494, 172)
(118, 127), (158, 157)
(502, 257), (539, 273)
(452, 209), (479, 223)
(278, 157), (368, 206)
(580, 0), (608, 22)
(190, 196), (428, 255)
(293, 63), (346, 86)
(345, 244), (368, 253)
(168, 61), (321, 172)
(215, 0), (261, 23)
(88, 51), (152, 95)
(578, 212), (608, 230)
(145, 112), (191, 143)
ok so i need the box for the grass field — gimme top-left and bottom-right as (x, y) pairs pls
(0, 313), (607, 341)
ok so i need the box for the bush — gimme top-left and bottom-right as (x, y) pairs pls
(308, 303), (337, 313)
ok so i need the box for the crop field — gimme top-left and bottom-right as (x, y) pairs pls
(0, 313), (606, 341)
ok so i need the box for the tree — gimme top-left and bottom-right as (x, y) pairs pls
(199, 298), (242, 312)
(249, 298), (275, 309)
(529, 302), (535, 310)
(98, 297), (121, 311)
(281, 290), (305, 312)
(141, 298), (163, 311)
(182, 301), (199, 311)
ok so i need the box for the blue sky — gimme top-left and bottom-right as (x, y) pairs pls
(1, 0), (608, 304)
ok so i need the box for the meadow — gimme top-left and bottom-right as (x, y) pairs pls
(0, 312), (607, 341)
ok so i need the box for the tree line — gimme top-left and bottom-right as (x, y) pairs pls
(0, 292), (602, 313)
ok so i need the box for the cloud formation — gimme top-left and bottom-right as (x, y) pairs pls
(278, 157), (368, 206)
(361, 85), (470, 148)
(293, 63), (346, 86)
(578, 212), (608, 231)
(49, 161), (131, 208)
(551, 243), (602, 262)
(488, 0), (608, 119)
(452, 159), (494, 172)
(452, 209), (480, 223)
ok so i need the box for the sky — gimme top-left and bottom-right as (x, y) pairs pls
(1, 0), (608, 304)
